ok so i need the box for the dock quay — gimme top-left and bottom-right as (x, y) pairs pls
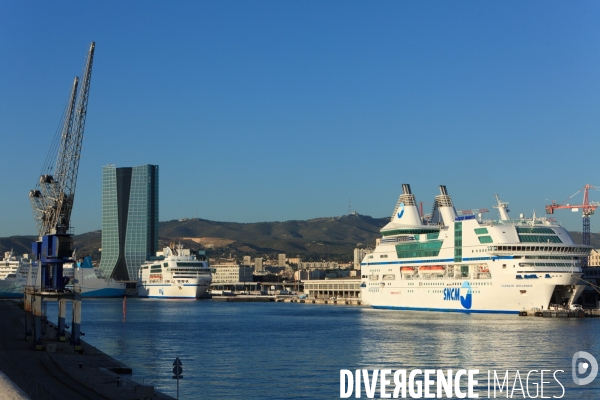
(211, 294), (364, 306)
(519, 309), (600, 318)
(212, 295), (275, 302)
(278, 297), (363, 306)
(0, 300), (174, 400)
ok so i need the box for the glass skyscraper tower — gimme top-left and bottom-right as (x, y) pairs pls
(99, 164), (159, 281)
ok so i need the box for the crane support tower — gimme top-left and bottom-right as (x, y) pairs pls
(546, 184), (600, 266)
(25, 42), (95, 350)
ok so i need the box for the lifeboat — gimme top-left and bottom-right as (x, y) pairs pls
(400, 267), (415, 273)
(419, 265), (445, 273)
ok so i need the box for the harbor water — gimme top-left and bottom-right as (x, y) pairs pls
(44, 299), (600, 399)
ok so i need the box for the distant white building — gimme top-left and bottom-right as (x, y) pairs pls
(254, 258), (264, 273)
(287, 257), (301, 266)
(242, 256), (252, 266)
(353, 247), (373, 270)
(278, 253), (286, 267)
(589, 249), (600, 266)
(299, 261), (339, 270)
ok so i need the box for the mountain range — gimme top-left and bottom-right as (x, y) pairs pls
(2, 214), (599, 263)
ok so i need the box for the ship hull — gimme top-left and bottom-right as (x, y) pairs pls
(0, 280), (23, 299)
(361, 269), (578, 313)
(0, 281), (23, 299)
(137, 282), (209, 299)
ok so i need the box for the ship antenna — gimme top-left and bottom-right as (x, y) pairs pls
(493, 194), (510, 221)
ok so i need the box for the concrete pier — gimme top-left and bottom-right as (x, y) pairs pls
(0, 300), (174, 400)
(518, 308), (600, 318)
(212, 295), (274, 302)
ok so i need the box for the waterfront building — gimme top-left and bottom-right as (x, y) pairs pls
(99, 164), (159, 281)
(581, 249), (600, 307)
(242, 256), (252, 266)
(303, 278), (362, 299)
(211, 262), (253, 284)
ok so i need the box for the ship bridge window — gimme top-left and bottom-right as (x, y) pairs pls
(518, 235), (562, 243)
(382, 274), (395, 280)
(382, 228), (441, 237)
(478, 236), (493, 244)
(516, 227), (555, 234)
(395, 241), (443, 259)
(474, 228), (488, 235)
(176, 262), (207, 267)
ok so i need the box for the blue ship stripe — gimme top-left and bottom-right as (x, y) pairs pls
(371, 305), (518, 314)
(80, 288), (125, 297)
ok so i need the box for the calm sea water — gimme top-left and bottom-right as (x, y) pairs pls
(45, 299), (600, 399)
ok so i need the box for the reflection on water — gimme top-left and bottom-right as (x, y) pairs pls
(357, 309), (600, 398)
(45, 299), (600, 399)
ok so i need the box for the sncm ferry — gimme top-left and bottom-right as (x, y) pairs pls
(360, 185), (590, 314)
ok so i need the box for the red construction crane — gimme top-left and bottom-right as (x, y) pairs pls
(545, 184), (600, 248)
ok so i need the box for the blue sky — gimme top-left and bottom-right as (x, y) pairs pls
(1, 1), (599, 237)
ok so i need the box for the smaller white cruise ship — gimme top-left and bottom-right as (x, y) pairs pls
(138, 243), (212, 299)
(64, 256), (127, 297)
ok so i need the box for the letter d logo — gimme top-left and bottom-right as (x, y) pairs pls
(572, 351), (598, 385)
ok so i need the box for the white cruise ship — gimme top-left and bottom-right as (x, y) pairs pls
(360, 185), (590, 314)
(138, 243), (212, 299)
(0, 250), (31, 298)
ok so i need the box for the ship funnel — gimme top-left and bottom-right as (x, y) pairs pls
(388, 183), (423, 225)
(435, 185), (457, 224)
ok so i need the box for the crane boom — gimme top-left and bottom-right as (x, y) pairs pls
(52, 41), (95, 234)
(29, 77), (78, 236)
(29, 42), (95, 236)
